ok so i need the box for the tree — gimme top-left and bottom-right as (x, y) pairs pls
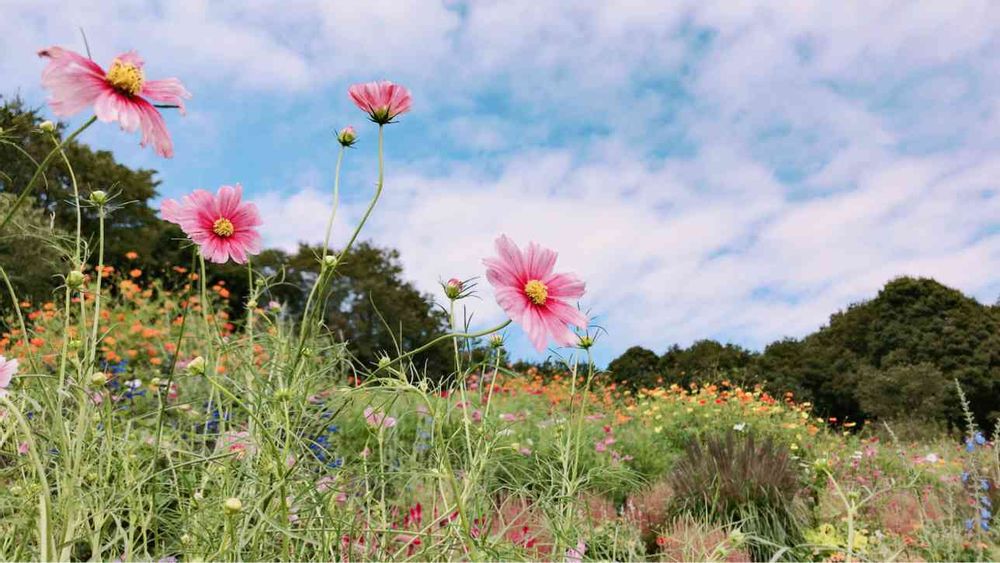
(0, 193), (69, 304)
(854, 362), (949, 423)
(658, 339), (758, 387)
(0, 97), (187, 282)
(757, 277), (1000, 428)
(607, 345), (660, 390)
(272, 243), (452, 378)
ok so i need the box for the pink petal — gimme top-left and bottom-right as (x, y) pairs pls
(141, 77), (191, 114)
(524, 241), (557, 280)
(544, 272), (586, 300)
(37, 46), (108, 117)
(545, 299), (588, 331)
(217, 184), (242, 218)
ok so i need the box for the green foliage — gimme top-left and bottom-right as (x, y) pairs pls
(855, 362), (949, 422)
(0, 97), (187, 280)
(666, 432), (808, 561)
(256, 242), (452, 376)
(658, 339), (758, 387)
(0, 192), (69, 302)
(607, 345), (659, 389)
(760, 277), (1000, 428)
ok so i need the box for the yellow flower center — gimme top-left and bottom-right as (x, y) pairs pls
(106, 60), (144, 96)
(524, 279), (548, 306)
(212, 218), (235, 238)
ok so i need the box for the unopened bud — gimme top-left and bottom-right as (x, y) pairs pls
(322, 254), (337, 269)
(443, 278), (464, 300)
(337, 126), (357, 147)
(377, 356), (392, 369)
(66, 270), (86, 289)
(89, 190), (108, 205)
(489, 334), (505, 349)
(186, 356), (206, 376)
(89, 371), (108, 387)
(577, 335), (594, 349)
(39, 120), (56, 133)
(223, 497), (242, 515)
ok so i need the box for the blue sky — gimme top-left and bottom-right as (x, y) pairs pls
(3, 1), (999, 366)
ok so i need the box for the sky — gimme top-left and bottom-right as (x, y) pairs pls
(2, 1), (999, 366)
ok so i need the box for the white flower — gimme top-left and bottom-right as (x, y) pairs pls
(733, 422), (747, 432)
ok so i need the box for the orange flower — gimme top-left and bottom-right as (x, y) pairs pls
(30, 337), (45, 347)
(129, 269), (142, 278)
(125, 251), (139, 260)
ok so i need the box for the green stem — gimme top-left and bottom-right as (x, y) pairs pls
(320, 146), (345, 261)
(86, 204), (105, 369)
(0, 115), (97, 233)
(372, 320), (512, 376)
(1, 395), (56, 560)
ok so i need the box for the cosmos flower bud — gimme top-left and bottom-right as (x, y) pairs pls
(443, 278), (464, 300)
(337, 126), (357, 147)
(377, 356), (392, 369)
(322, 255), (338, 269)
(89, 371), (108, 387)
(186, 356), (205, 376)
(223, 497), (243, 515)
(89, 190), (108, 205)
(39, 120), (56, 133)
(577, 335), (594, 349)
(489, 334), (505, 349)
(66, 270), (85, 289)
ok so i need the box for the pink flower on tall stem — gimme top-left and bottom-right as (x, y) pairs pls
(483, 235), (587, 352)
(0, 355), (18, 397)
(160, 184), (262, 264)
(348, 81), (411, 124)
(364, 406), (397, 429)
(37, 46), (190, 158)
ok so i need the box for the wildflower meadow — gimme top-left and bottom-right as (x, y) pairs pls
(0, 37), (998, 563)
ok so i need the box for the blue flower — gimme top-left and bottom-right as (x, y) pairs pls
(966, 438), (975, 452)
(962, 471), (970, 483)
(981, 479), (990, 491)
(965, 519), (974, 530)
(974, 432), (986, 445)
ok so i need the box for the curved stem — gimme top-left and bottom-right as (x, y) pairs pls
(0, 115), (97, 233)
(320, 146), (345, 261)
(371, 319), (512, 376)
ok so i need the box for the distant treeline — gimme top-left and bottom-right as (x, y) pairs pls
(606, 276), (1000, 431)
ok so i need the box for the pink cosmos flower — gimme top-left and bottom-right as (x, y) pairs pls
(348, 81), (412, 124)
(0, 355), (18, 397)
(160, 184), (262, 264)
(483, 235), (587, 352)
(364, 406), (397, 429)
(37, 47), (190, 158)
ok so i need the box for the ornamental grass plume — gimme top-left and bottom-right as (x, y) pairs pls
(483, 235), (587, 351)
(37, 46), (190, 157)
(160, 184), (262, 264)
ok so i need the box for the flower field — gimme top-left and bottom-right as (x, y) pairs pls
(0, 41), (998, 562)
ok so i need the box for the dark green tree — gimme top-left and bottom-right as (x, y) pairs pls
(757, 277), (1000, 427)
(269, 242), (452, 378)
(0, 97), (187, 286)
(607, 345), (660, 390)
(658, 339), (758, 387)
